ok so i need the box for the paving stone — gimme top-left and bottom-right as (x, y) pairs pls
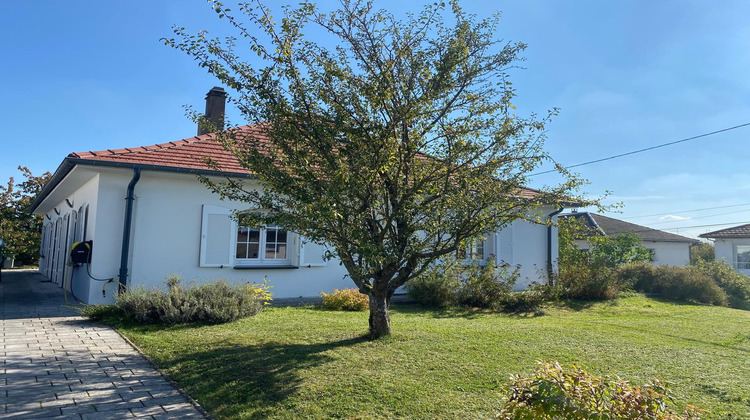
(1, 270), (206, 419)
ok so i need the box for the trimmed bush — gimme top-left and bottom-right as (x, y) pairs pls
(457, 262), (516, 309)
(555, 261), (619, 300)
(631, 266), (728, 306)
(87, 276), (272, 325)
(499, 289), (546, 313)
(691, 259), (750, 308)
(407, 259), (530, 311)
(320, 288), (369, 311)
(404, 262), (461, 308)
(498, 361), (703, 419)
(615, 261), (656, 291)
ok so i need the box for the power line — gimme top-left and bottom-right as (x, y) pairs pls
(647, 209), (750, 226)
(531, 121), (750, 176)
(621, 202), (750, 220)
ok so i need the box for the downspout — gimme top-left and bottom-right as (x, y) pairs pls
(118, 168), (141, 292)
(547, 205), (565, 285)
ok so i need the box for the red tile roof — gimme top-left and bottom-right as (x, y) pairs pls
(699, 223), (750, 238)
(69, 125), (271, 175)
(67, 124), (543, 199)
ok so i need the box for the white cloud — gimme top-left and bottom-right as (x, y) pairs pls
(658, 215), (691, 221)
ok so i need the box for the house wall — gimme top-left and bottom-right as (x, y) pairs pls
(571, 239), (691, 267)
(643, 241), (691, 267)
(126, 170), (351, 300)
(497, 212), (557, 290)
(714, 238), (750, 275)
(39, 167), (562, 303)
(38, 172), (111, 302)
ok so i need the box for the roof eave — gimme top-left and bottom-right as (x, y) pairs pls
(29, 157), (255, 214)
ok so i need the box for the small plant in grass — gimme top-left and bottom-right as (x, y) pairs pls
(78, 304), (125, 321)
(320, 288), (369, 311)
(498, 361), (704, 419)
(81, 276), (272, 324)
(500, 289), (547, 313)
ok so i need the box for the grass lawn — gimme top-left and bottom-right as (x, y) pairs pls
(109, 295), (750, 419)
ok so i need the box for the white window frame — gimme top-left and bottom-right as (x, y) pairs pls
(235, 224), (291, 266)
(735, 245), (750, 270)
(458, 237), (488, 262)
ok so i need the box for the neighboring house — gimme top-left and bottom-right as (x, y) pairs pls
(559, 212), (697, 267)
(30, 88), (572, 304)
(699, 224), (750, 275)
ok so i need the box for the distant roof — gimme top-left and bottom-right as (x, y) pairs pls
(699, 223), (750, 239)
(31, 124), (545, 212)
(559, 212), (697, 243)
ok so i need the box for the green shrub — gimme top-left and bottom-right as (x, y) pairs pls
(500, 289), (546, 313)
(457, 262), (517, 309)
(498, 361), (703, 419)
(404, 262), (461, 308)
(616, 261), (656, 291)
(108, 276), (271, 324)
(77, 304), (124, 321)
(555, 261), (619, 300)
(691, 259), (750, 308)
(320, 288), (369, 311)
(407, 259), (524, 310)
(647, 266), (727, 306)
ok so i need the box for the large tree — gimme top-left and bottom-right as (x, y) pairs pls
(165, 0), (586, 337)
(0, 166), (52, 266)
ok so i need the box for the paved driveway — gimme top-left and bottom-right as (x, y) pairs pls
(0, 270), (207, 419)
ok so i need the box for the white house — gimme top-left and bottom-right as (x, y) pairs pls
(30, 88), (570, 304)
(699, 224), (750, 275)
(559, 212), (697, 267)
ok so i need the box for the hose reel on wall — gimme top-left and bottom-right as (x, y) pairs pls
(70, 240), (93, 265)
(65, 240), (118, 300)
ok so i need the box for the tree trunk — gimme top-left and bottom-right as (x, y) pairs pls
(368, 290), (391, 338)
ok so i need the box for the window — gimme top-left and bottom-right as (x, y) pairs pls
(236, 225), (289, 265)
(736, 245), (750, 270)
(458, 238), (486, 261)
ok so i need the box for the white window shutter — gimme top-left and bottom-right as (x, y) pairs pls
(300, 238), (327, 267)
(200, 204), (234, 267)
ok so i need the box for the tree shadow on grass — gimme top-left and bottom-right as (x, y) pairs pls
(164, 335), (368, 419)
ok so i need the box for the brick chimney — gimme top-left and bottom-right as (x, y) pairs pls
(198, 86), (227, 135)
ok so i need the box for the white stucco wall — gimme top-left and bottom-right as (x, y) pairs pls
(643, 241), (691, 267)
(714, 238), (750, 275)
(496, 211), (557, 290)
(125, 170), (352, 300)
(38, 166), (561, 303)
(571, 239), (691, 267)
(37, 169), (123, 304)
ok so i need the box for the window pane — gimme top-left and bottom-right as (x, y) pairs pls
(248, 229), (260, 243)
(237, 227), (248, 243)
(236, 243), (247, 259)
(266, 228), (277, 243)
(738, 246), (750, 263)
(277, 230), (287, 243)
(265, 243), (276, 259)
(276, 244), (287, 259)
(248, 243), (259, 259)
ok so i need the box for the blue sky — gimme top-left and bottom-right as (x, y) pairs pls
(2, 1), (749, 239)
